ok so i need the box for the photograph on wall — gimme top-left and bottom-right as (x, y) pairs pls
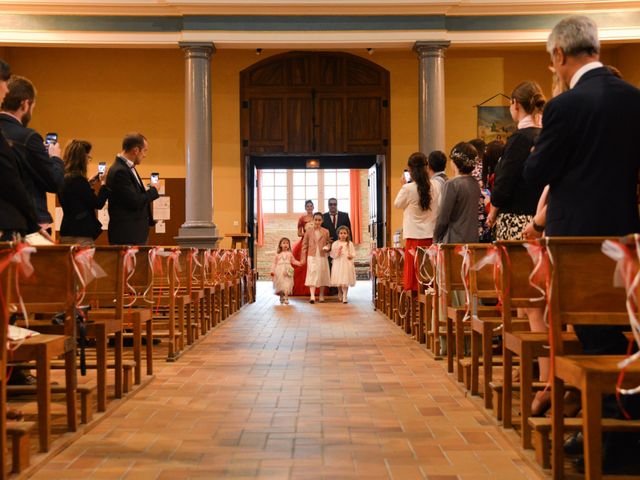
(477, 106), (517, 142)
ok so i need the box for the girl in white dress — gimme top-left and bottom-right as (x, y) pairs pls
(330, 226), (357, 303)
(271, 237), (301, 304)
(301, 212), (331, 303)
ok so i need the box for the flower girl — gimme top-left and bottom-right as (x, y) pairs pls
(330, 226), (356, 303)
(301, 212), (331, 303)
(271, 237), (300, 304)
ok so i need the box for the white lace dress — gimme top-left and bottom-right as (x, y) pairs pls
(272, 251), (296, 295)
(330, 240), (357, 287)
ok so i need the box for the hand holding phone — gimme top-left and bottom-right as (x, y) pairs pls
(98, 162), (106, 174)
(150, 172), (159, 185)
(45, 132), (58, 145)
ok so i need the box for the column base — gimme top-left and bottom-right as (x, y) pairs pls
(175, 225), (221, 249)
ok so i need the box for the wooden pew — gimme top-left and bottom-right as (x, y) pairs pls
(437, 244), (501, 381)
(545, 237), (640, 479)
(6, 245), (77, 452)
(0, 244), (35, 476)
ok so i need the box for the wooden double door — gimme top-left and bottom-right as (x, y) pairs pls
(240, 51), (391, 255)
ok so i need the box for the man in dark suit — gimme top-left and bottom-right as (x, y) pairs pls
(322, 198), (352, 242)
(106, 133), (159, 245)
(523, 15), (640, 470)
(0, 59), (40, 241)
(0, 75), (64, 232)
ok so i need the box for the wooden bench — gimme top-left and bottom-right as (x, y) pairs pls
(6, 421), (35, 474)
(545, 237), (640, 479)
(7, 245), (78, 452)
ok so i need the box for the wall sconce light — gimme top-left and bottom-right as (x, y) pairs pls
(256, 48), (263, 55)
(306, 159), (320, 168)
(367, 48), (374, 55)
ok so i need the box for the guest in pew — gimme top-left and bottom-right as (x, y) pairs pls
(485, 81), (549, 415)
(469, 138), (492, 242)
(58, 140), (109, 246)
(434, 142), (481, 244)
(0, 75), (64, 235)
(427, 150), (448, 186)
(481, 140), (503, 194)
(0, 59), (40, 242)
(523, 15), (640, 470)
(394, 152), (441, 292)
(106, 133), (159, 245)
(487, 81), (546, 241)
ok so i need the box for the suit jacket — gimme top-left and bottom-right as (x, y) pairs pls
(106, 156), (159, 245)
(322, 211), (352, 241)
(523, 67), (640, 236)
(0, 130), (39, 235)
(301, 227), (331, 259)
(0, 113), (64, 224)
(59, 175), (109, 239)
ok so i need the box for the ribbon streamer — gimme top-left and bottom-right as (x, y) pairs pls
(601, 239), (640, 397)
(123, 247), (139, 307)
(455, 245), (472, 322)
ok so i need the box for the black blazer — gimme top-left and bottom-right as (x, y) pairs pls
(0, 131), (39, 235)
(523, 67), (640, 236)
(106, 156), (159, 245)
(58, 175), (109, 239)
(322, 211), (352, 241)
(491, 127), (543, 215)
(0, 113), (64, 224)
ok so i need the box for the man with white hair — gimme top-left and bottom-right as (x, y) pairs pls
(524, 15), (640, 473)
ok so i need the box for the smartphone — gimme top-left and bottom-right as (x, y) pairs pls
(150, 172), (159, 184)
(403, 169), (412, 183)
(45, 132), (58, 145)
(98, 162), (106, 174)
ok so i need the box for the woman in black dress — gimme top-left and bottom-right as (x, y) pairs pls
(58, 140), (109, 245)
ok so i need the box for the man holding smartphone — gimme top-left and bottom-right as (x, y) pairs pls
(0, 75), (64, 233)
(106, 132), (159, 245)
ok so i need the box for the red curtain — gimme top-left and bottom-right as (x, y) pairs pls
(349, 169), (362, 244)
(256, 170), (265, 247)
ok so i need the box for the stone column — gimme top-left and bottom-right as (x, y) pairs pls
(413, 41), (450, 155)
(176, 42), (220, 248)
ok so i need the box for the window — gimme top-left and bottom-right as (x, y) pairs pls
(323, 169), (350, 215)
(261, 169), (288, 213)
(292, 169), (319, 213)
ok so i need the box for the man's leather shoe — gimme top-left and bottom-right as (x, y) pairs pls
(564, 432), (583, 455)
(7, 370), (36, 386)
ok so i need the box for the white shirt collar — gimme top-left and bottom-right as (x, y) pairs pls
(569, 61), (603, 89)
(118, 154), (135, 170)
(517, 115), (539, 129)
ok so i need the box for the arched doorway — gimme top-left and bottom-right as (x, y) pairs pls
(240, 51), (391, 265)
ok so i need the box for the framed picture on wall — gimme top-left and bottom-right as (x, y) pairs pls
(477, 106), (517, 142)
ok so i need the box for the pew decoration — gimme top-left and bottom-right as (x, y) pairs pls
(71, 247), (107, 307)
(602, 238), (640, 396)
(455, 245), (472, 321)
(1, 244), (37, 346)
(123, 247), (139, 307)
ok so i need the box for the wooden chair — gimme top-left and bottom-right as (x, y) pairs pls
(7, 245), (77, 452)
(414, 246), (435, 344)
(545, 237), (640, 479)
(437, 244), (501, 381)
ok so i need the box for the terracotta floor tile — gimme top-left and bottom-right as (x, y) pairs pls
(29, 282), (545, 480)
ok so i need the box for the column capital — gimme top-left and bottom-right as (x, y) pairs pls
(179, 41), (216, 59)
(413, 41), (450, 58)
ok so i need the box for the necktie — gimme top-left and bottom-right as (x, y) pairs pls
(332, 214), (337, 229)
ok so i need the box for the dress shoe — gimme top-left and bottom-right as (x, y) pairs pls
(7, 370), (36, 386)
(531, 390), (551, 417)
(564, 432), (583, 455)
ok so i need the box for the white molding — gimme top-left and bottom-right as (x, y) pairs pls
(1, 27), (639, 48)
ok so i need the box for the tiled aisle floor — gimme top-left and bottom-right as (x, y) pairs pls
(32, 282), (543, 480)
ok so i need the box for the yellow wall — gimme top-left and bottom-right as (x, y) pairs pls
(1, 44), (630, 244)
(615, 44), (640, 88)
